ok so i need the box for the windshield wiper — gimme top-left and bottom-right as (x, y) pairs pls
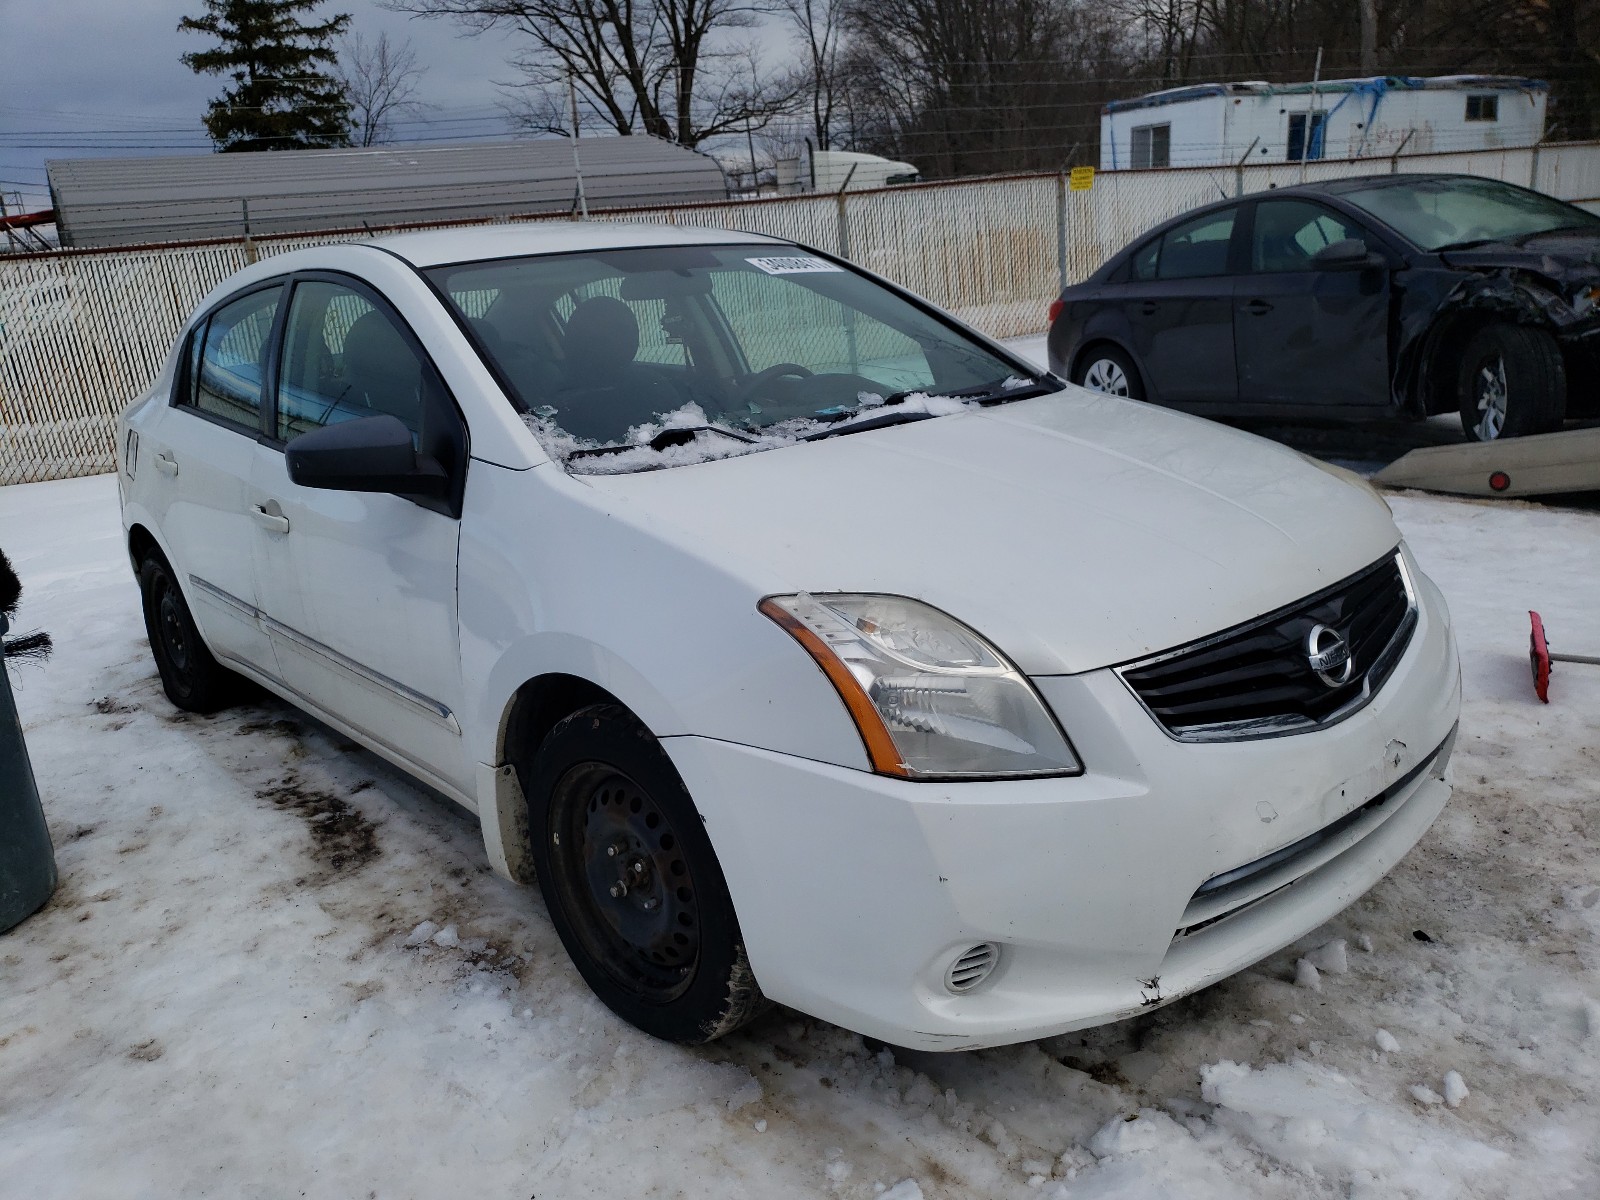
(802, 409), (941, 441)
(566, 424), (754, 460)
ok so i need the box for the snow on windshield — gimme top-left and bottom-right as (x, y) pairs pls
(524, 390), (980, 476)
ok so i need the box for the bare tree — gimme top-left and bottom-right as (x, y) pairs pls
(388, 0), (800, 147)
(339, 31), (429, 145)
(779, 0), (848, 148)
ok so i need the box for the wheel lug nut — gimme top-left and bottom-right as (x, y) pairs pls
(642, 897), (659, 911)
(609, 882), (627, 898)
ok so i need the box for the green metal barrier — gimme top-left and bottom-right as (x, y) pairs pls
(0, 611), (56, 932)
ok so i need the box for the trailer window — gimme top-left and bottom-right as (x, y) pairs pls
(1131, 124), (1171, 169)
(1466, 95), (1499, 122)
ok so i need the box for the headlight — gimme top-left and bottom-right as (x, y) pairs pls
(759, 593), (1081, 780)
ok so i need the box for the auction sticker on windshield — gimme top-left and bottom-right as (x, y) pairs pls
(746, 255), (844, 274)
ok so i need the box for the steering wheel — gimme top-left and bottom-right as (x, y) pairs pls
(737, 363), (814, 404)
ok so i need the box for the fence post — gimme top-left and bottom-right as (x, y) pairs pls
(241, 198), (258, 264)
(1235, 138), (1260, 196)
(1389, 129), (1415, 174)
(834, 164), (858, 259)
(1529, 142), (1542, 190)
(1056, 172), (1068, 293)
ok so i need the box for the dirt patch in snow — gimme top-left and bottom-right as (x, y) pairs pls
(256, 778), (381, 876)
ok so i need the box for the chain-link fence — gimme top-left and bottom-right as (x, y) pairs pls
(5, 140), (1600, 486)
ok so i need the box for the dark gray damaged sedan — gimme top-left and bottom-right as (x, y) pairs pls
(1047, 173), (1600, 442)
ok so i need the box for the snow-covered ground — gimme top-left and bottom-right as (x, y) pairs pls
(3, 464), (1599, 1197)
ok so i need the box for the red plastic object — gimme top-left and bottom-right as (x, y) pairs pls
(1530, 610), (1551, 703)
(1047, 298), (1065, 325)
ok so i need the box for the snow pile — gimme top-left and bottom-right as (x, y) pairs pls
(1200, 1060), (1504, 1197)
(524, 391), (975, 475)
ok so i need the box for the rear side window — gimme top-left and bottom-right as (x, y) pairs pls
(187, 286), (281, 428)
(1156, 210), (1237, 280)
(275, 280), (449, 445)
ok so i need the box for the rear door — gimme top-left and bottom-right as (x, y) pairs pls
(249, 275), (471, 793)
(1123, 206), (1242, 405)
(1233, 198), (1392, 408)
(146, 284), (284, 674)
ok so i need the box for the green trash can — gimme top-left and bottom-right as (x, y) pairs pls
(0, 611), (56, 932)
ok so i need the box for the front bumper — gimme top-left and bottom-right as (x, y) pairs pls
(666, 558), (1461, 1051)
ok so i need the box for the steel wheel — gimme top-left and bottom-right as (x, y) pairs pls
(138, 553), (238, 713)
(550, 761), (700, 1002)
(1472, 354), (1508, 441)
(524, 704), (766, 1042)
(1082, 357), (1130, 396)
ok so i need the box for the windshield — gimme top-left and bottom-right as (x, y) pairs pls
(1341, 176), (1600, 251)
(425, 243), (1045, 472)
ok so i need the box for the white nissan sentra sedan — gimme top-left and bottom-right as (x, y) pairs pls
(117, 223), (1461, 1050)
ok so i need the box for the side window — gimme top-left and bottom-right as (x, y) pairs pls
(1156, 210), (1237, 280)
(1129, 237), (1160, 282)
(1466, 94), (1498, 122)
(188, 286), (281, 428)
(1250, 200), (1366, 272)
(275, 280), (446, 444)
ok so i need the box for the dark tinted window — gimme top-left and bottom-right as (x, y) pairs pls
(1157, 209), (1237, 279)
(1129, 237), (1160, 282)
(188, 287), (281, 428)
(276, 281), (446, 444)
(1465, 94), (1498, 121)
(1250, 200), (1365, 272)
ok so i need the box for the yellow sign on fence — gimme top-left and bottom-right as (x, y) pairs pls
(1068, 166), (1096, 192)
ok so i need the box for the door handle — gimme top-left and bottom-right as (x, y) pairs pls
(154, 452), (179, 477)
(1139, 301), (1159, 315)
(1245, 299), (1274, 315)
(250, 503), (290, 535)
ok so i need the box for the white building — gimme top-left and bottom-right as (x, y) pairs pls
(1100, 75), (1548, 172)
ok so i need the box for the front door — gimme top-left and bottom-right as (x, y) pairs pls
(249, 277), (470, 793)
(1234, 198), (1392, 408)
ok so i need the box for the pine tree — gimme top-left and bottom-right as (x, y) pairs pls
(179, 0), (353, 151)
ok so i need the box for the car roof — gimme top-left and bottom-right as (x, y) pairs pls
(365, 220), (786, 267)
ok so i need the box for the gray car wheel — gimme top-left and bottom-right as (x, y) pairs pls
(1072, 346), (1145, 401)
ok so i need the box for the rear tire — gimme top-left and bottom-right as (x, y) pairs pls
(138, 554), (240, 714)
(1457, 323), (1565, 442)
(1072, 345), (1145, 401)
(523, 704), (765, 1044)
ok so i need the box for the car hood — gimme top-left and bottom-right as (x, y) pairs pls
(574, 390), (1400, 675)
(1439, 229), (1600, 278)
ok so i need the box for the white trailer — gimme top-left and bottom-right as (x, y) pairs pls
(1100, 75), (1548, 172)
(775, 149), (920, 193)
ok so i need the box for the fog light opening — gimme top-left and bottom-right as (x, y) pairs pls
(944, 943), (1000, 993)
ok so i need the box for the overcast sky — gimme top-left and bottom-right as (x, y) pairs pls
(2, 0), (775, 211)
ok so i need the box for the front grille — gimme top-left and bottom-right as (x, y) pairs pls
(1119, 552), (1417, 742)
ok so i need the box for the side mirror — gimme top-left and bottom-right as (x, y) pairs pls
(285, 414), (448, 497)
(1311, 238), (1385, 270)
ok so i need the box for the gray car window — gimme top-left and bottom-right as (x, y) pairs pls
(1156, 210), (1237, 280)
(1251, 200), (1364, 272)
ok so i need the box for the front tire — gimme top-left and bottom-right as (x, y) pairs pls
(1072, 345), (1145, 401)
(138, 554), (239, 713)
(1457, 323), (1565, 442)
(523, 704), (765, 1044)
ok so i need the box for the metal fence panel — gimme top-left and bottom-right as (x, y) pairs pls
(6, 140), (1600, 485)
